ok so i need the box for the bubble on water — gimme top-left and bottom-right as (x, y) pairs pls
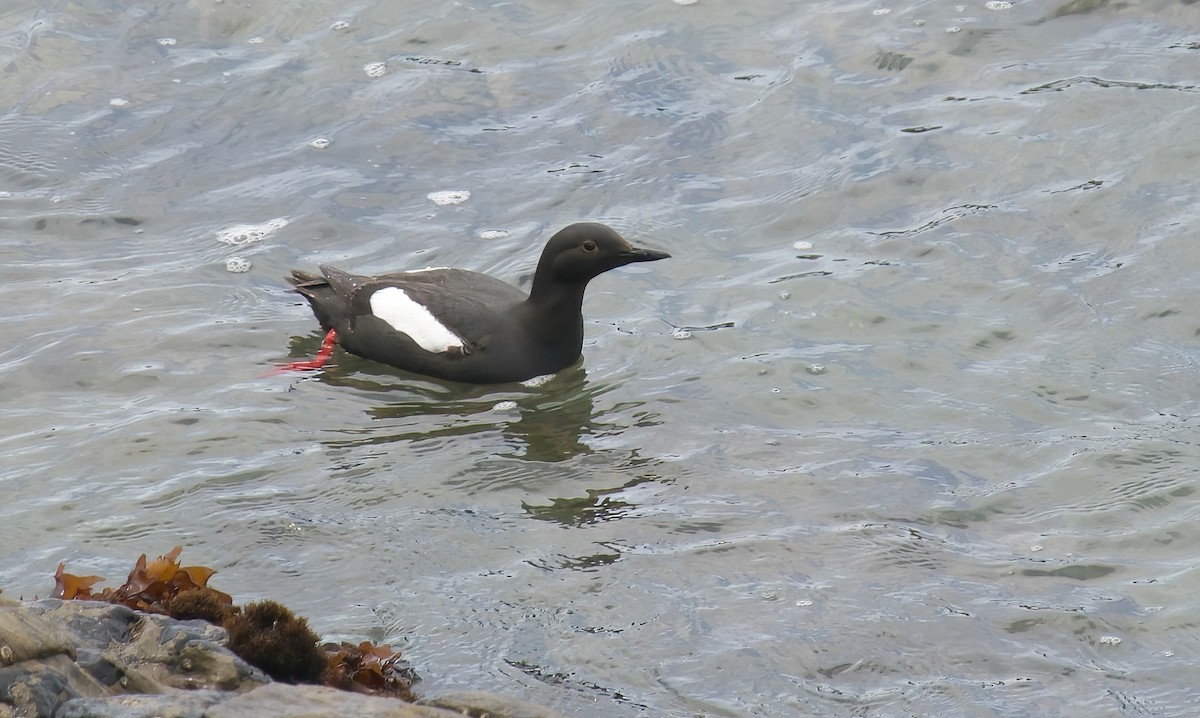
(0, 191), (10, 198)
(807, 364), (826, 375)
(492, 400), (518, 412)
(671, 328), (692, 340)
(309, 137), (332, 149)
(873, 8), (891, 15)
(427, 190), (470, 206)
(946, 26), (962, 33)
(1030, 544), (1044, 552)
(225, 257), (252, 273)
(121, 360), (166, 373)
(364, 61), (387, 78)
(793, 240), (812, 250)
(913, 19), (926, 26)
(796, 599), (813, 607)
(157, 37), (177, 46)
(673, 0), (698, 5)
(331, 20), (351, 30)
(986, 1), (1013, 8)
(1099, 635), (1122, 646)
(778, 290), (791, 300)
(522, 373), (555, 388)
(217, 217), (288, 245)
(109, 98), (130, 107)
(248, 36), (264, 45)
(771, 387), (782, 394)
(478, 229), (510, 240)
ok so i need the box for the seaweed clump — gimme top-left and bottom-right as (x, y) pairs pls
(224, 600), (327, 684)
(53, 546), (417, 698)
(167, 587), (235, 625)
(323, 640), (419, 701)
(53, 546), (232, 612)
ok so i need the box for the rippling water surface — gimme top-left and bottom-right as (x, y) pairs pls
(3, 0), (1200, 715)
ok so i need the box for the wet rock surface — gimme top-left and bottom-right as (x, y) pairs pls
(0, 596), (563, 718)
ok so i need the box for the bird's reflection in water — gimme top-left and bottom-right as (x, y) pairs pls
(284, 332), (669, 536)
(287, 332), (602, 462)
(521, 470), (660, 527)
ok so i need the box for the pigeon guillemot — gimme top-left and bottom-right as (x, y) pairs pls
(284, 222), (670, 383)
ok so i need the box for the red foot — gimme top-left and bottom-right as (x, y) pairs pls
(267, 329), (338, 375)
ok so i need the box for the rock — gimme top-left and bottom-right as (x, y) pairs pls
(55, 691), (227, 718)
(209, 683), (461, 718)
(0, 595), (565, 718)
(24, 598), (268, 694)
(0, 653), (108, 717)
(118, 611), (266, 691)
(0, 595), (77, 663)
(55, 684), (561, 718)
(420, 689), (568, 718)
(0, 597), (265, 717)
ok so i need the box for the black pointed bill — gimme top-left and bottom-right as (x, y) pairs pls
(621, 246), (671, 263)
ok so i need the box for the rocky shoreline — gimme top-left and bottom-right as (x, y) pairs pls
(0, 595), (563, 718)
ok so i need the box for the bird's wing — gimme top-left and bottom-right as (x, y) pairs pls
(324, 267), (525, 352)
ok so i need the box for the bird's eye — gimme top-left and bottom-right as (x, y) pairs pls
(582, 240), (597, 253)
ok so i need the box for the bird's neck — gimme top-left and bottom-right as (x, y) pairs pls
(522, 280), (587, 346)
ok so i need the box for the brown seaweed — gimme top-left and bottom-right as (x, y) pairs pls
(322, 640), (418, 701)
(54, 546), (233, 613)
(53, 546), (418, 699)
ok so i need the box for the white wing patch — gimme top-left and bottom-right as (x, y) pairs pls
(369, 286), (464, 353)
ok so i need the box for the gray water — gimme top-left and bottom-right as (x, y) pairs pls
(3, 0), (1200, 715)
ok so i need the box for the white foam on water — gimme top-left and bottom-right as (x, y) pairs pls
(521, 373), (556, 388)
(225, 257), (251, 273)
(427, 190), (470, 206)
(364, 61), (386, 78)
(217, 218), (289, 245)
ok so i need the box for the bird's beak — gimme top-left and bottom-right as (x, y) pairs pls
(622, 246), (671, 262)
